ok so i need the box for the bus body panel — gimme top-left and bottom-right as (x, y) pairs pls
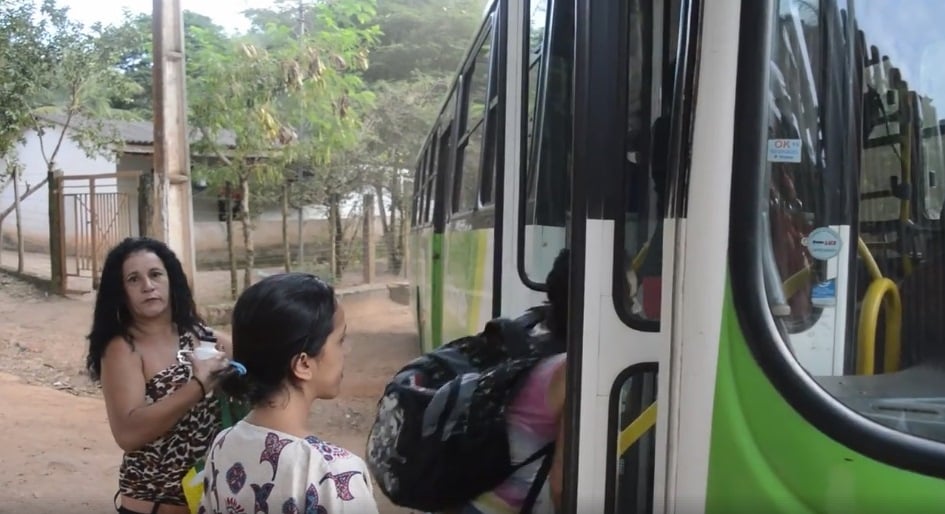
(706, 290), (945, 512)
(408, 227), (438, 353)
(441, 224), (495, 344)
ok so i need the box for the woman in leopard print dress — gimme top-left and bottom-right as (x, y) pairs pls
(86, 237), (233, 514)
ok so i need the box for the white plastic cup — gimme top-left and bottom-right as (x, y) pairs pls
(193, 342), (223, 360)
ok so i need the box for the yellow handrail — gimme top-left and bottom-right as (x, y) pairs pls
(631, 241), (651, 272)
(858, 237), (882, 282)
(774, 234), (901, 375)
(781, 266), (812, 299)
(618, 402), (657, 456)
(782, 237), (876, 299)
(856, 277), (902, 375)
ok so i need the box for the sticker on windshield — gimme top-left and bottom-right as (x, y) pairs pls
(811, 278), (837, 308)
(767, 138), (802, 163)
(804, 227), (843, 261)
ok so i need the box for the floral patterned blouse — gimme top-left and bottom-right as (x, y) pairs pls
(200, 420), (379, 514)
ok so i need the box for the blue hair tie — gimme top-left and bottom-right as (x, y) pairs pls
(229, 361), (247, 376)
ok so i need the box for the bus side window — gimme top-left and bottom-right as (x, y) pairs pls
(424, 141), (437, 225)
(412, 148), (426, 227)
(454, 22), (494, 214)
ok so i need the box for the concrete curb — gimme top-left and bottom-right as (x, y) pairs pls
(198, 281), (408, 326)
(0, 267), (53, 292)
(0, 265), (412, 326)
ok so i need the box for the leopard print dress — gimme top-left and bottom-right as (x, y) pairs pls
(117, 331), (222, 506)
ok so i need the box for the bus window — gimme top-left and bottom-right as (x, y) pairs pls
(614, 0), (682, 325)
(453, 24), (493, 214)
(412, 148), (426, 227)
(479, 98), (498, 206)
(479, 42), (501, 208)
(746, 0), (945, 444)
(520, 0), (573, 285)
(526, 0), (548, 155)
(422, 141), (436, 225)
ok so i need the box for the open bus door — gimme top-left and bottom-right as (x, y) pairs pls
(559, 0), (700, 511)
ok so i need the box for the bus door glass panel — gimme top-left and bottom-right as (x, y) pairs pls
(614, 0), (681, 325)
(521, 0), (573, 284)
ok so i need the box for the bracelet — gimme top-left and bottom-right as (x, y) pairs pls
(193, 375), (207, 397)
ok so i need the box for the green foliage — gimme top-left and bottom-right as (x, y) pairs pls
(0, 0), (53, 161)
(0, 0), (141, 170)
(189, 0), (379, 194)
(102, 10), (231, 115)
(363, 0), (484, 83)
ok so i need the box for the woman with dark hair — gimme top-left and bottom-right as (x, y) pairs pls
(201, 272), (379, 514)
(87, 237), (232, 514)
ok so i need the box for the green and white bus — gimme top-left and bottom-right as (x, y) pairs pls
(407, 0), (945, 511)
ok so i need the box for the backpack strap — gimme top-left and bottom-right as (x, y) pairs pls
(519, 443), (555, 514)
(512, 442), (554, 471)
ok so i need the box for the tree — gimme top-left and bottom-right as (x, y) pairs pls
(189, 0), (378, 290)
(103, 10), (231, 116)
(362, 0), (483, 83)
(358, 74), (450, 273)
(0, 0), (50, 165)
(349, 0), (483, 274)
(26, 1), (140, 291)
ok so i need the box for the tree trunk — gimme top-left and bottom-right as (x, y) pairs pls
(296, 169), (305, 266)
(137, 171), (154, 237)
(0, 172), (48, 267)
(225, 181), (237, 300)
(12, 164), (24, 273)
(239, 176), (254, 291)
(282, 181), (290, 272)
(331, 195), (348, 280)
(328, 197), (336, 282)
(374, 183), (389, 233)
(374, 183), (399, 274)
(362, 194), (375, 284)
(47, 167), (64, 294)
(389, 174), (404, 275)
(397, 189), (408, 277)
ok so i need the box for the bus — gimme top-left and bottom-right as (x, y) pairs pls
(407, 0), (945, 511)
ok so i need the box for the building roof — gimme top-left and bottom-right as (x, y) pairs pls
(37, 113), (237, 150)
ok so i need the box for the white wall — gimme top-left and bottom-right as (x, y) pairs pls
(0, 127), (120, 252)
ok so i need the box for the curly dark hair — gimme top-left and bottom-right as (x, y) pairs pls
(85, 237), (203, 381)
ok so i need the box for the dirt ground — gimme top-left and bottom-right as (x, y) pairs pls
(0, 273), (420, 513)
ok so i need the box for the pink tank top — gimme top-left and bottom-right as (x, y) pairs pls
(467, 352), (566, 514)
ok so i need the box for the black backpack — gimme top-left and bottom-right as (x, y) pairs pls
(365, 307), (563, 512)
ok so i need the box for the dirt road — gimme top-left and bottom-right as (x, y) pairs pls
(0, 273), (419, 513)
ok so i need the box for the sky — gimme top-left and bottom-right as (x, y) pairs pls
(52, 0), (277, 34)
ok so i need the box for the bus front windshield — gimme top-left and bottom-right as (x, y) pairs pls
(760, 0), (945, 442)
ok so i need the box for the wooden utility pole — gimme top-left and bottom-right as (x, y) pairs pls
(152, 0), (197, 286)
